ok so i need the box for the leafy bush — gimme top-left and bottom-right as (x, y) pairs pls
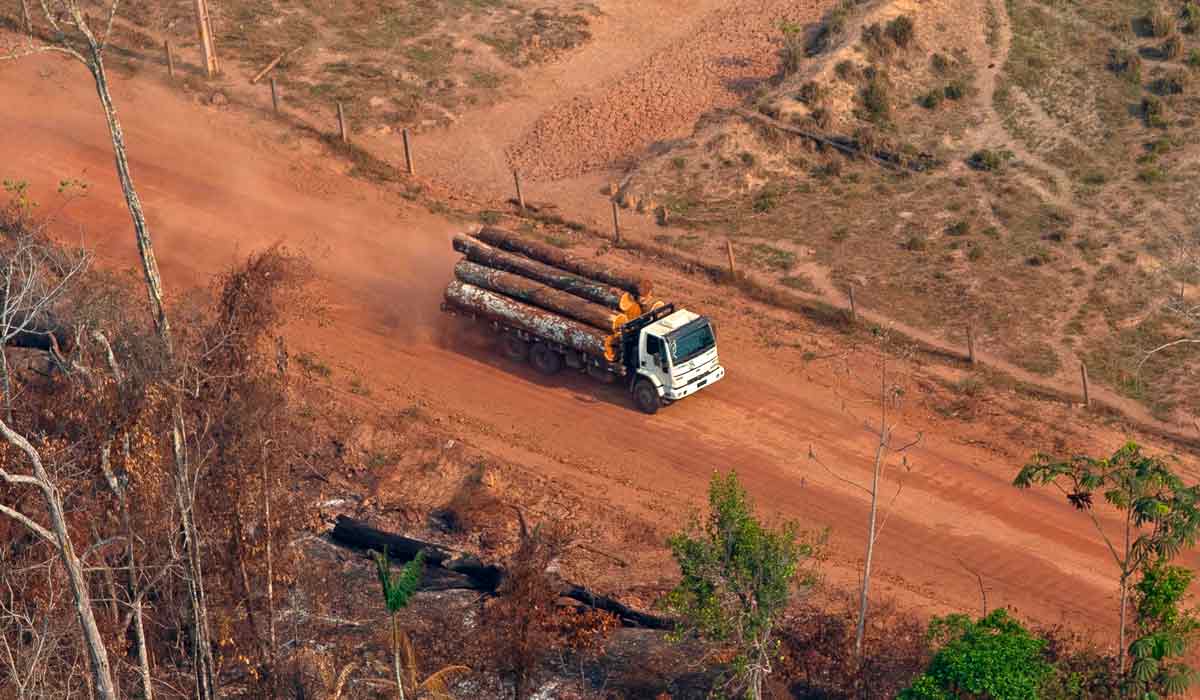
(1151, 7), (1177, 37)
(1163, 34), (1184, 60)
(1109, 47), (1143, 82)
(836, 59), (861, 81)
(1127, 564), (1200, 698)
(1139, 165), (1167, 183)
(1185, 1), (1200, 33)
(862, 22), (892, 57)
(781, 21), (805, 74)
(930, 52), (951, 73)
(903, 233), (927, 251)
(665, 471), (824, 700)
(899, 610), (1052, 700)
(861, 74), (891, 123)
(796, 81), (829, 105)
(1152, 71), (1189, 94)
(1190, 48), (1200, 67)
(946, 220), (971, 236)
(968, 149), (1011, 171)
(1143, 96), (1168, 127)
(944, 80), (968, 100)
(919, 89), (944, 109)
(887, 15), (916, 48)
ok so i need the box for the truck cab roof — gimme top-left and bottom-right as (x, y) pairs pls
(643, 309), (702, 336)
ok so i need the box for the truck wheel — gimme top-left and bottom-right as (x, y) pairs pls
(530, 343), (562, 376)
(502, 335), (529, 362)
(633, 379), (661, 415)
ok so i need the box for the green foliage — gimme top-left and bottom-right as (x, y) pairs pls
(943, 80), (968, 100)
(861, 74), (891, 123)
(375, 548), (425, 615)
(1109, 47), (1143, 83)
(781, 20), (806, 75)
(899, 610), (1052, 700)
(919, 89), (944, 109)
(1144, 96), (1168, 128)
(886, 15), (915, 48)
(1127, 563), (1200, 697)
(1014, 443), (1200, 567)
(665, 471), (824, 699)
(2, 179), (37, 220)
(968, 149), (1012, 171)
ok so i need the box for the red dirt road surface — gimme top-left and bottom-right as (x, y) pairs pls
(3, 51), (1197, 651)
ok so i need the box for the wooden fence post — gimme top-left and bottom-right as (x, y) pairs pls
(726, 240), (737, 278)
(194, 0), (219, 77)
(848, 286), (857, 323)
(402, 129), (415, 175)
(336, 102), (348, 143)
(611, 200), (621, 244)
(1080, 362), (1091, 408)
(966, 323), (976, 365)
(269, 77), (279, 114)
(164, 40), (175, 78)
(514, 170), (525, 211)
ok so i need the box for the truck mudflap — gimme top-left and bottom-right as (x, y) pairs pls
(664, 364), (725, 401)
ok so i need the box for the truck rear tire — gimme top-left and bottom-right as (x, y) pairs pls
(530, 343), (562, 376)
(502, 334), (529, 362)
(633, 379), (661, 415)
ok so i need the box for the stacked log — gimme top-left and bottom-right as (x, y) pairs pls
(454, 261), (628, 332)
(476, 227), (653, 298)
(445, 280), (616, 361)
(453, 234), (636, 312)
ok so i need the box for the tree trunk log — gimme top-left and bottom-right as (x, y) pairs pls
(454, 261), (628, 332)
(475, 227), (653, 297)
(445, 281), (616, 362)
(330, 517), (672, 629)
(453, 235), (634, 311)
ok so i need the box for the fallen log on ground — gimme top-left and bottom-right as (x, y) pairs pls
(330, 516), (674, 629)
(445, 280), (616, 361)
(454, 261), (628, 332)
(476, 226), (653, 297)
(453, 234), (635, 311)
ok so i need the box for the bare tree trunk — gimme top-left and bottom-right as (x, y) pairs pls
(0, 348), (13, 423)
(132, 599), (153, 700)
(19, 0), (32, 35)
(392, 614), (406, 700)
(854, 435), (886, 656)
(1118, 511), (1132, 673)
(86, 43), (217, 699)
(0, 424), (118, 700)
(262, 452), (277, 682)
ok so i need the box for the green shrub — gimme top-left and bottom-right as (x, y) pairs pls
(836, 59), (861, 81)
(861, 74), (891, 123)
(1138, 165), (1167, 183)
(1185, 1), (1200, 32)
(1189, 48), (1200, 67)
(740, 151), (756, 166)
(1152, 71), (1188, 94)
(930, 52), (951, 73)
(1151, 7), (1177, 37)
(919, 89), (944, 109)
(796, 81), (828, 105)
(1163, 34), (1184, 60)
(1109, 47), (1143, 82)
(886, 15), (916, 48)
(862, 22), (892, 57)
(968, 149), (1011, 171)
(946, 220), (970, 236)
(903, 233), (927, 251)
(967, 243), (984, 261)
(899, 610), (1052, 700)
(944, 80), (967, 100)
(671, 156), (687, 170)
(1143, 96), (1168, 127)
(781, 21), (805, 74)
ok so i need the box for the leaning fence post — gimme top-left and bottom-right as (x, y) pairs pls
(966, 323), (976, 365)
(164, 40), (175, 78)
(1080, 362), (1091, 408)
(848, 286), (857, 323)
(402, 128), (415, 175)
(611, 200), (621, 244)
(726, 240), (737, 278)
(269, 77), (279, 114)
(514, 170), (525, 211)
(336, 102), (348, 143)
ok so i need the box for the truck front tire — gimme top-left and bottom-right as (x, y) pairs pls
(530, 343), (562, 375)
(633, 379), (661, 415)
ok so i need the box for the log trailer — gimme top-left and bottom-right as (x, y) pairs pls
(441, 228), (725, 414)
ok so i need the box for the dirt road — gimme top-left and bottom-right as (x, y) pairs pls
(2, 51), (1190, 643)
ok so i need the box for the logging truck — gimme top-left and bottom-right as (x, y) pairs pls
(440, 229), (725, 414)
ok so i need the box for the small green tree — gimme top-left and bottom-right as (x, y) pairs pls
(1126, 563), (1200, 698)
(899, 609), (1052, 700)
(664, 471), (824, 700)
(1013, 442), (1200, 673)
(375, 548), (425, 700)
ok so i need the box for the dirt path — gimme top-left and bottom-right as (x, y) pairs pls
(7, 50), (1200, 645)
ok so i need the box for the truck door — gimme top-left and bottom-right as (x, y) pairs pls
(641, 333), (672, 392)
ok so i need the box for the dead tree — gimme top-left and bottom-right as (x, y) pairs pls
(1141, 228), (1200, 375)
(810, 333), (920, 656)
(2, 5), (218, 697)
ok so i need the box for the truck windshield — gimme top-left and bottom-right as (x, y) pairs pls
(667, 319), (715, 364)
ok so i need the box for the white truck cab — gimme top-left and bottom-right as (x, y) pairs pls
(631, 309), (725, 414)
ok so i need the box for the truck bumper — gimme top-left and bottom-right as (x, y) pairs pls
(665, 364), (725, 401)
